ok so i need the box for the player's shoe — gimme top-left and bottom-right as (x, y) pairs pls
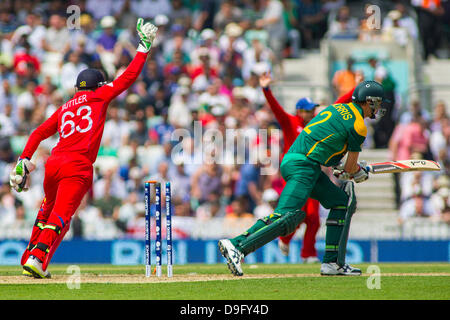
(278, 239), (290, 256)
(303, 256), (320, 264)
(320, 262), (361, 276)
(22, 269), (33, 277)
(218, 239), (244, 276)
(23, 255), (51, 279)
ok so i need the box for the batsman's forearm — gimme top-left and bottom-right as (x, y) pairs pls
(344, 151), (360, 174)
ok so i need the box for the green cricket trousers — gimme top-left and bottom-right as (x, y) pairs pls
(231, 153), (352, 263)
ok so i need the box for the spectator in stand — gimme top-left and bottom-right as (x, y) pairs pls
(328, 5), (359, 39)
(430, 176), (450, 223)
(42, 14), (70, 54)
(296, 0), (327, 49)
(214, 0), (244, 33)
(191, 29), (220, 68)
(13, 39), (40, 79)
(399, 99), (431, 125)
(191, 163), (224, 210)
(193, 0), (220, 31)
(254, 188), (279, 219)
(281, 0), (301, 58)
(198, 79), (231, 114)
(218, 22), (248, 56)
(226, 196), (254, 218)
(255, 0), (287, 73)
(11, 12), (46, 58)
(60, 51), (88, 96)
(93, 168), (127, 218)
(130, 0), (173, 20)
(151, 109), (175, 144)
(96, 16), (118, 77)
(0, 8), (18, 36)
(382, 3), (418, 41)
(85, 0), (124, 21)
(392, 109), (431, 161)
(412, 0), (445, 60)
(70, 14), (98, 58)
(332, 57), (357, 97)
(102, 104), (131, 151)
(399, 170), (436, 225)
(196, 193), (226, 220)
(242, 36), (273, 81)
(168, 86), (194, 129)
(429, 100), (448, 133)
(170, 0), (192, 28)
(148, 160), (171, 187)
(169, 162), (191, 205)
(429, 108), (449, 165)
(234, 161), (263, 212)
(382, 10), (410, 47)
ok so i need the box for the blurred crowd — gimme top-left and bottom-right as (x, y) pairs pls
(0, 0), (448, 240)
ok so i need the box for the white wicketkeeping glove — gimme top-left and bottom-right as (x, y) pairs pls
(9, 158), (35, 192)
(136, 18), (158, 53)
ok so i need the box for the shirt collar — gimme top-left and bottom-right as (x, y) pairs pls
(351, 102), (364, 118)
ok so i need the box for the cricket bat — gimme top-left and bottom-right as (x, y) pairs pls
(366, 160), (441, 174)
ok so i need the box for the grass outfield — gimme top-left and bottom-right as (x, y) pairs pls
(0, 263), (449, 300)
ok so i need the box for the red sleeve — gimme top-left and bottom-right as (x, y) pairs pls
(334, 87), (354, 104)
(95, 51), (148, 102)
(263, 87), (302, 129)
(21, 108), (59, 159)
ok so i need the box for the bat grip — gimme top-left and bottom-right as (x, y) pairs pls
(365, 165), (373, 173)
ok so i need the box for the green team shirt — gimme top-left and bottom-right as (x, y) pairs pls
(287, 102), (367, 167)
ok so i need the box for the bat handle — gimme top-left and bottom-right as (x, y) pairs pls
(365, 165), (373, 173)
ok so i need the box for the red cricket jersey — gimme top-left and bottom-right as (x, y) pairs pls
(263, 87), (354, 155)
(21, 52), (148, 164)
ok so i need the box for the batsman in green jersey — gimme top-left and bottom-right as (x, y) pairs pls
(219, 80), (386, 276)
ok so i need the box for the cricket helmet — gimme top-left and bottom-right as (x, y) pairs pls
(75, 69), (107, 90)
(352, 80), (386, 119)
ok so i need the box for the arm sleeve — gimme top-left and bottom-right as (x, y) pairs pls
(96, 51), (148, 102)
(334, 87), (354, 104)
(347, 127), (366, 152)
(263, 87), (301, 129)
(21, 108), (59, 159)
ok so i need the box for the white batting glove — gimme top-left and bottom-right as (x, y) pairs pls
(136, 18), (158, 53)
(353, 161), (369, 183)
(333, 161), (350, 180)
(333, 160), (369, 183)
(9, 158), (35, 192)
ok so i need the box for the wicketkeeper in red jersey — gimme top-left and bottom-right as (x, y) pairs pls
(9, 18), (158, 278)
(259, 72), (354, 263)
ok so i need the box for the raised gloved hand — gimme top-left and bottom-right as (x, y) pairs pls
(10, 158), (35, 192)
(136, 18), (158, 53)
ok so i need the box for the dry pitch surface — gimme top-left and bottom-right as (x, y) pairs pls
(1, 264), (449, 300)
(2, 272), (450, 285)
